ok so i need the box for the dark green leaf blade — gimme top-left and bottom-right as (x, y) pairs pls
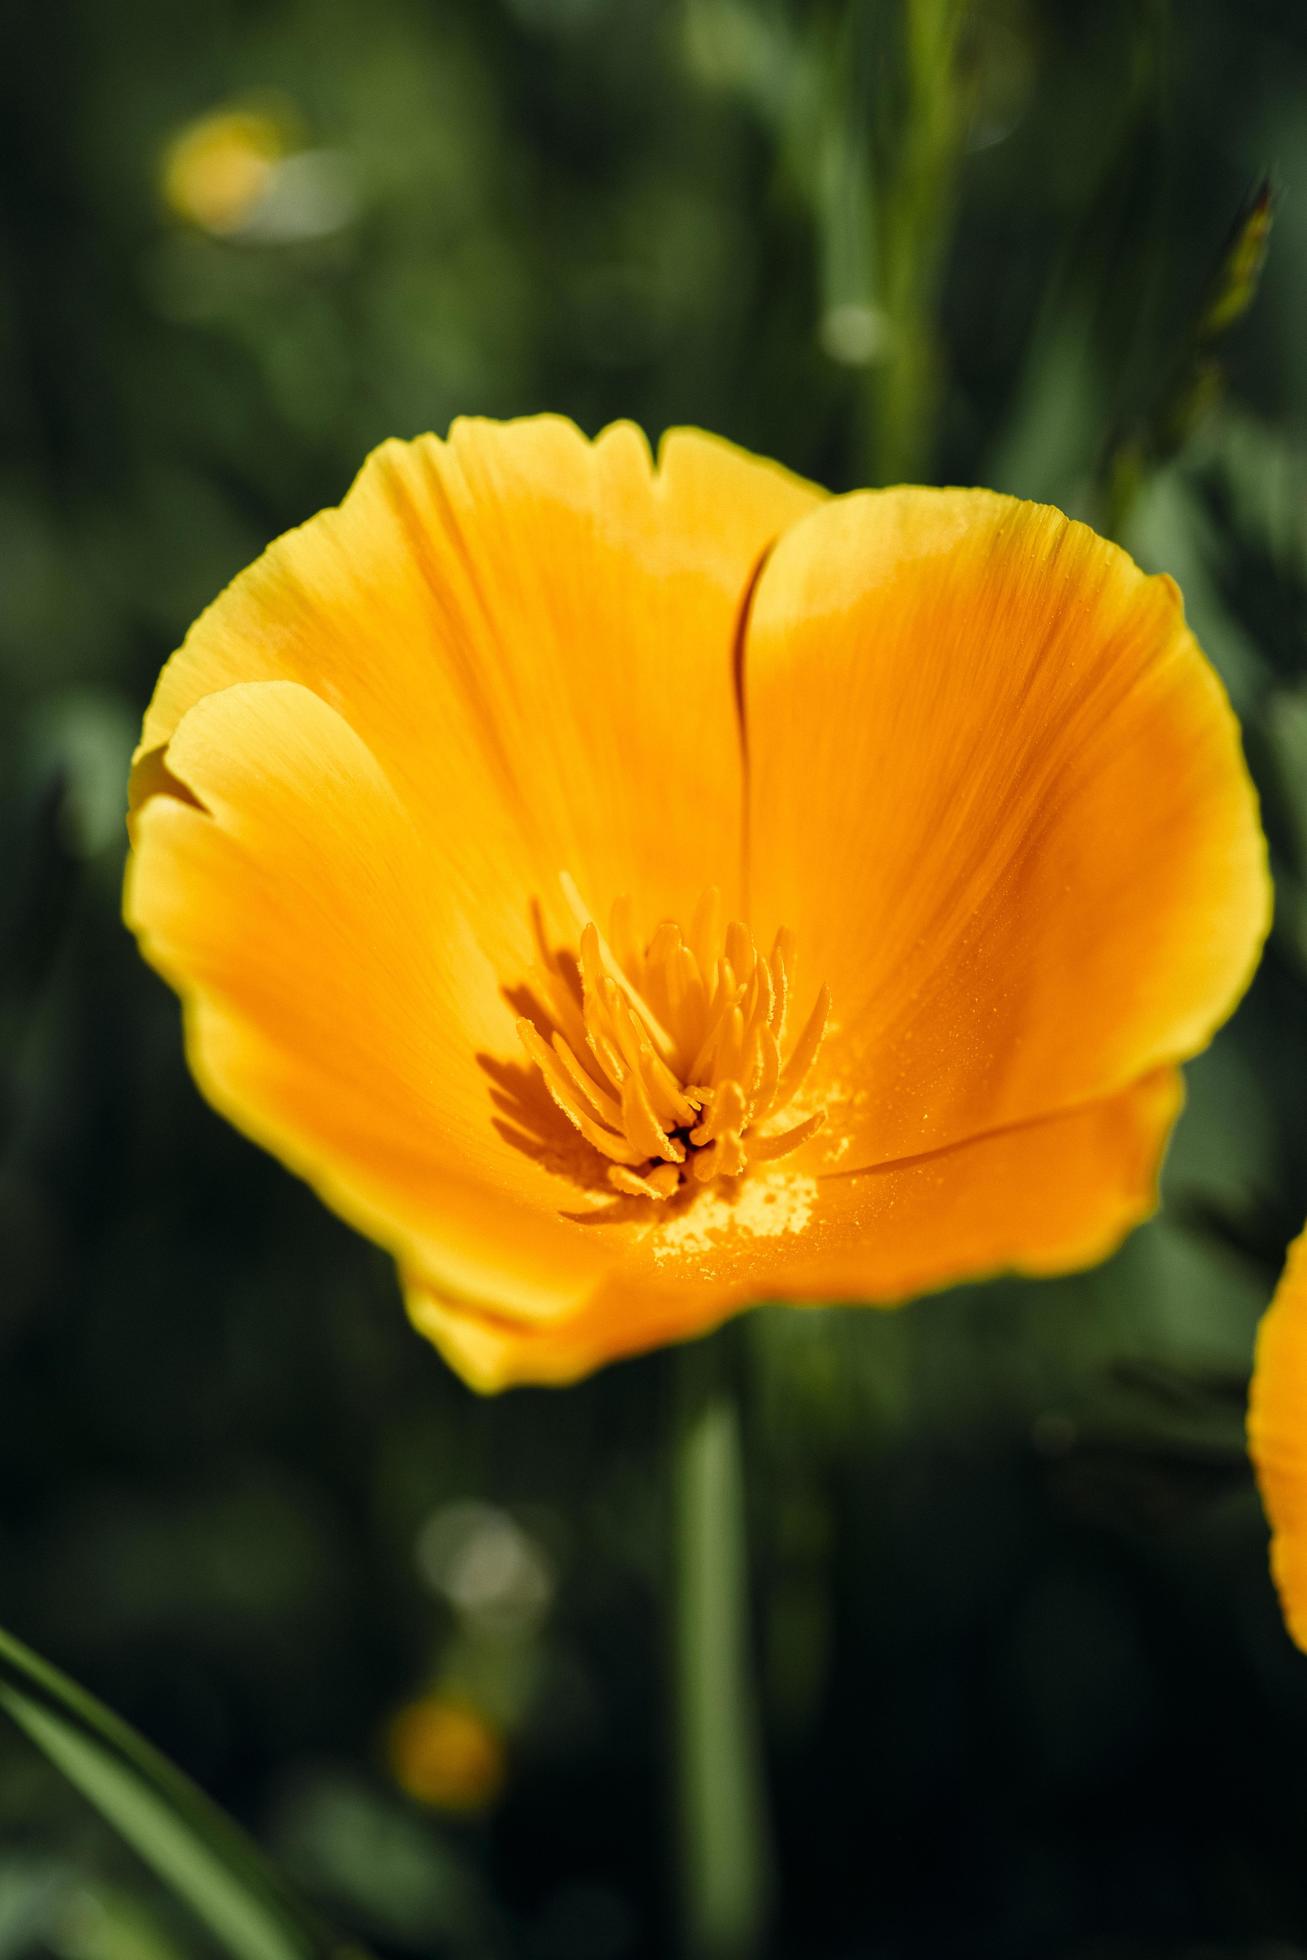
(0, 1623), (369, 1960)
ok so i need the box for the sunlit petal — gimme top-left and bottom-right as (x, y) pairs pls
(132, 416), (823, 948)
(127, 678), (618, 1320)
(1248, 1223), (1307, 1650)
(744, 489), (1269, 1168)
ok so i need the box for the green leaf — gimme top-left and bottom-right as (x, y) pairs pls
(0, 1623), (370, 1960)
(1104, 179), (1276, 531)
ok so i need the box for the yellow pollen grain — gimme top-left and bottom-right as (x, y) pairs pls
(652, 1170), (820, 1259)
(516, 882), (830, 1202)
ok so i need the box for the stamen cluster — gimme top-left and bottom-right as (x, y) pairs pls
(518, 881), (829, 1201)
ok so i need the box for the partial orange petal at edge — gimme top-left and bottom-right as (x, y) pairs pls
(1249, 1222), (1307, 1651)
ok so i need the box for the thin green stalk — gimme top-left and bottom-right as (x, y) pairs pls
(866, 0), (972, 485)
(670, 1330), (773, 1960)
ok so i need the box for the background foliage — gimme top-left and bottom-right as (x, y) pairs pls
(3, 1), (1307, 1954)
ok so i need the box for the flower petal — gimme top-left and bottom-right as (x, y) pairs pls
(1248, 1222), (1307, 1651)
(405, 1068), (1182, 1389)
(126, 678), (624, 1320)
(132, 416), (823, 945)
(743, 489), (1269, 1167)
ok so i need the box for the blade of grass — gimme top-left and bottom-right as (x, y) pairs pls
(1104, 179), (1274, 534)
(0, 1621), (370, 1960)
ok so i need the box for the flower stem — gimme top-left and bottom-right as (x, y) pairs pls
(670, 1330), (773, 1960)
(865, 0), (972, 485)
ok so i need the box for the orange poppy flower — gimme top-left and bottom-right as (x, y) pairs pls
(1248, 1222), (1307, 1649)
(124, 417), (1269, 1390)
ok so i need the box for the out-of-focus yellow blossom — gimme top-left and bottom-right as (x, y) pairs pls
(161, 108), (286, 235)
(385, 1695), (505, 1812)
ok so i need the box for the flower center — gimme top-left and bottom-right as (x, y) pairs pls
(517, 877), (829, 1201)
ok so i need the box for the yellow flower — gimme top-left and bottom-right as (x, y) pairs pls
(124, 417), (1269, 1390)
(385, 1695), (505, 1812)
(161, 108), (286, 235)
(1248, 1222), (1307, 1649)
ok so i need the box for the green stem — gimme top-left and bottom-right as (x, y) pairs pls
(671, 1330), (773, 1960)
(870, 0), (972, 484)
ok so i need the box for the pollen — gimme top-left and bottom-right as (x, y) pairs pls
(517, 877), (830, 1201)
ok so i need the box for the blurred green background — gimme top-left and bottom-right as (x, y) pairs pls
(3, 0), (1307, 1954)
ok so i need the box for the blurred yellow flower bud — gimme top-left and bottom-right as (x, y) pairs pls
(385, 1696), (506, 1812)
(161, 108), (286, 234)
